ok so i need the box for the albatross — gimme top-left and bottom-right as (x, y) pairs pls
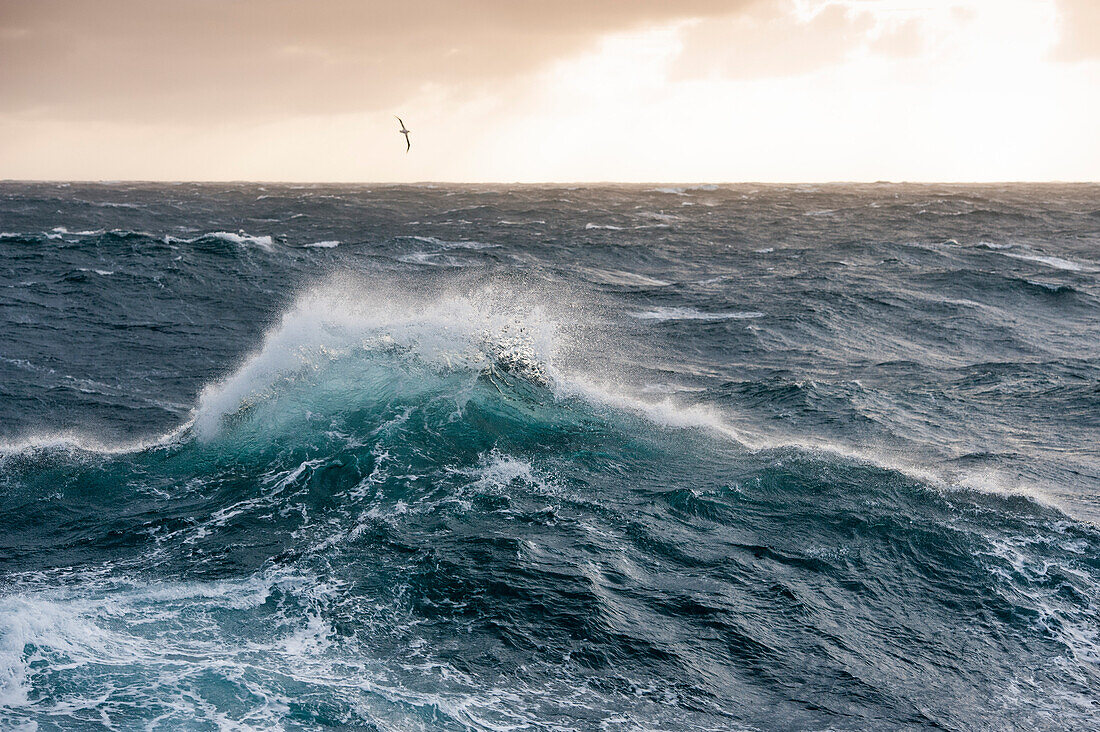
(395, 116), (411, 153)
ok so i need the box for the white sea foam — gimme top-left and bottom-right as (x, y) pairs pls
(398, 251), (471, 267)
(204, 231), (274, 250)
(631, 307), (765, 322)
(1002, 251), (1095, 273)
(579, 268), (671, 287)
(0, 570), (331, 722)
(401, 235), (497, 250)
(640, 383), (707, 395)
(303, 240), (340, 248)
(585, 222), (669, 231)
(89, 201), (143, 209)
(165, 231), (275, 250)
(549, 373), (748, 445)
(456, 452), (540, 491)
(0, 422), (192, 457)
(976, 242), (1096, 272)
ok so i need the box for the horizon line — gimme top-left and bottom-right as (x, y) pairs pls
(3, 178), (1099, 186)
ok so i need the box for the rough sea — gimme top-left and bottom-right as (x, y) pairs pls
(0, 181), (1098, 730)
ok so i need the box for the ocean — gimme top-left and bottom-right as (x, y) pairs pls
(0, 181), (1097, 730)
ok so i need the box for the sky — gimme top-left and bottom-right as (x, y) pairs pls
(1, 0), (1098, 182)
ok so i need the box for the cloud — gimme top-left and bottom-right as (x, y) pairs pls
(670, 1), (976, 83)
(1052, 0), (1100, 60)
(1, 0), (1095, 182)
(671, 2), (872, 81)
(0, 0), (753, 123)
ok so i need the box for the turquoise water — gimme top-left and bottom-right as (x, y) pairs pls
(1, 182), (1098, 729)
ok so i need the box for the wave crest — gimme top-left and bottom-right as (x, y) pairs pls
(194, 284), (560, 439)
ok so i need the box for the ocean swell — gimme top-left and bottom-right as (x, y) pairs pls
(2, 182), (1099, 730)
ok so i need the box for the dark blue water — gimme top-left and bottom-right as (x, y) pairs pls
(1, 182), (1098, 730)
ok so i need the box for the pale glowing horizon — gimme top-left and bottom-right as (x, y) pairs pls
(1, 0), (1098, 182)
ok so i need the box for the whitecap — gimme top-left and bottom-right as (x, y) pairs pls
(401, 235), (497, 250)
(90, 201), (143, 209)
(0, 422), (191, 457)
(585, 222), (668, 231)
(630, 306), (765, 322)
(580, 268), (671, 287)
(191, 285), (560, 439)
(166, 231), (275, 250)
(1002, 251), (1095, 273)
(455, 452), (540, 491)
(204, 231), (275, 250)
(398, 252), (470, 267)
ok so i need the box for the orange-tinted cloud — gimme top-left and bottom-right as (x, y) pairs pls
(1053, 0), (1100, 60)
(1, 0), (1095, 182)
(0, 0), (752, 122)
(671, 3), (872, 81)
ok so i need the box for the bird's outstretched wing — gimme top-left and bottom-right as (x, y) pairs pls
(405, 135), (411, 153)
(395, 116), (405, 128)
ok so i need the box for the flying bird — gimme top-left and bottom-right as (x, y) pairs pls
(395, 116), (411, 153)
